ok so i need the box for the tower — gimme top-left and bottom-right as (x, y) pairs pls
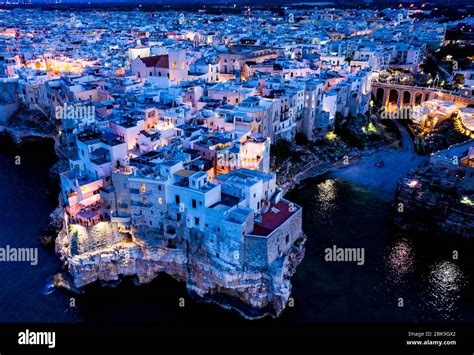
(168, 48), (187, 84)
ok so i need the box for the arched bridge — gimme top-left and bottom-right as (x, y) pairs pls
(372, 82), (474, 108)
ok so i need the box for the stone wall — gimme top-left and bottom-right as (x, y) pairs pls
(244, 206), (303, 268)
(56, 218), (307, 318)
(266, 207), (303, 264)
(0, 102), (19, 124)
(0, 81), (19, 103)
(244, 235), (268, 268)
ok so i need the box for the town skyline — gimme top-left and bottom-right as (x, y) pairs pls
(0, 1), (472, 352)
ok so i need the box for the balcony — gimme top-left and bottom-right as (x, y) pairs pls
(70, 205), (102, 227)
(130, 200), (153, 208)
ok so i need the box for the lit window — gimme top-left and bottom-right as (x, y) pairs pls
(141, 183), (146, 193)
(158, 198), (163, 205)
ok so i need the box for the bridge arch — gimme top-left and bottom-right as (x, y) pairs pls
(402, 91), (411, 106)
(372, 83), (474, 109)
(375, 87), (384, 105)
(388, 89), (399, 107)
(414, 92), (423, 105)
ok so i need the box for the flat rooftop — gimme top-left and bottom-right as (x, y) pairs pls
(220, 193), (241, 207)
(175, 169), (198, 178)
(252, 200), (298, 237)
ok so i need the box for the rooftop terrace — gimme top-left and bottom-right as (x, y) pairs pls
(252, 200), (299, 237)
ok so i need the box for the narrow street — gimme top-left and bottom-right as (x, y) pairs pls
(394, 119), (415, 152)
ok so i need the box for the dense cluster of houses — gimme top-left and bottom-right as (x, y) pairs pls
(0, 6), (465, 267)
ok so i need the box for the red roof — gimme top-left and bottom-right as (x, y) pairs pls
(252, 201), (296, 236)
(140, 55), (169, 69)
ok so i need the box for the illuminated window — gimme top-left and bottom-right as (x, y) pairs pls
(172, 60), (177, 69)
(158, 198), (163, 205)
(141, 183), (146, 193)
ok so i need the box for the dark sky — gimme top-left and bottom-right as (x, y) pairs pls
(1, 0), (441, 5)
(3, 0), (338, 3)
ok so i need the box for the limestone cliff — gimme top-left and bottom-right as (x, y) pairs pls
(2, 109), (308, 319)
(393, 163), (474, 239)
(55, 221), (306, 319)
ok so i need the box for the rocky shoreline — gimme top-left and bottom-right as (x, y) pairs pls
(278, 146), (399, 194)
(53, 216), (307, 318)
(10, 119), (467, 319)
(2, 124), (308, 319)
(25, 127), (386, 319)
(393, 162), (474, 239)
(0, 125), (59, 150)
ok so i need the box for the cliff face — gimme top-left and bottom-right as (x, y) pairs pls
(3, 107), (307, 319)
(55, 221), (306, 319)
(393, 163), (474, 239)
(0, 125), (62, 160)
